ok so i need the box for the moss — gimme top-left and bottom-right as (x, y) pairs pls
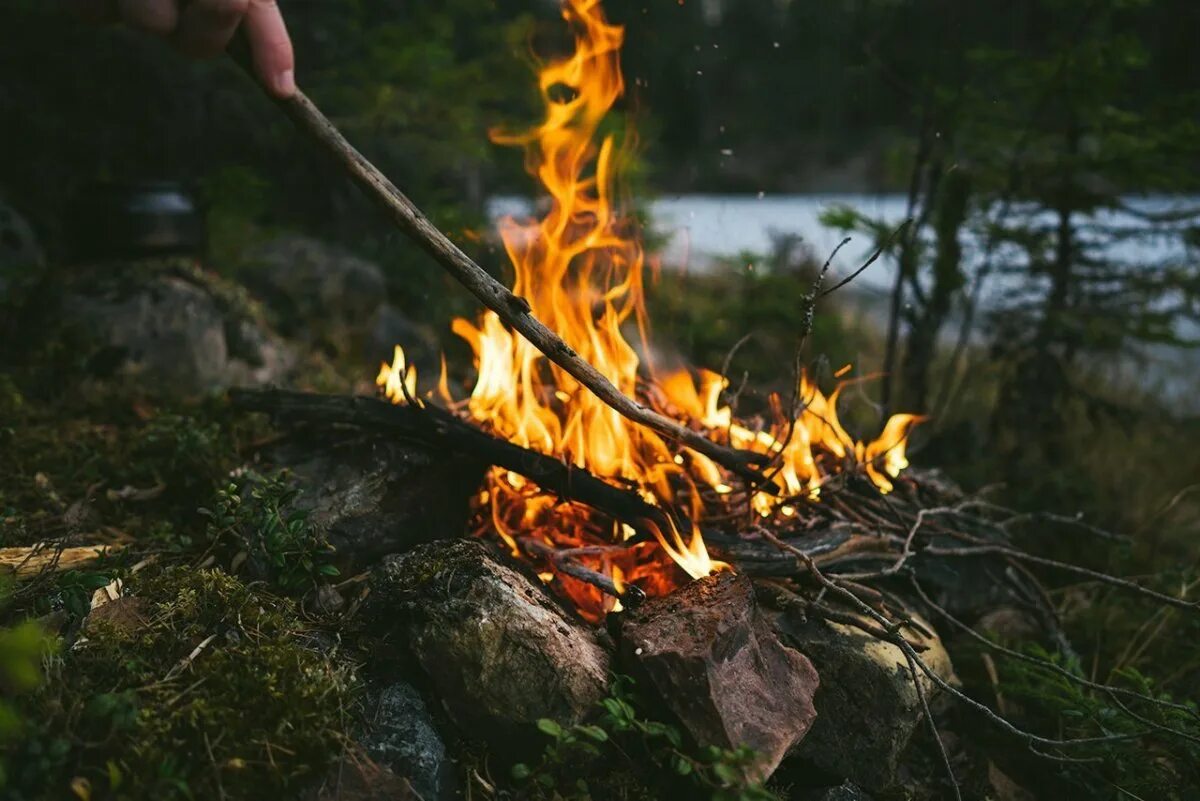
(3, 567), (358, 801)
(0, 388), (263, 552)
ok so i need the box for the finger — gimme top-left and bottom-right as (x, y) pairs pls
(243, 0), (295, 97)
(116, 0), (179, 35)
(174, 0), (249, 59)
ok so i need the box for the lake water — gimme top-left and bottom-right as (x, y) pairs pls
(491, 192), (1197, 298)
(488, 193), (1200, 407)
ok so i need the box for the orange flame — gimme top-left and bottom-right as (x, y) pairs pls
(377, 0), (921, 621)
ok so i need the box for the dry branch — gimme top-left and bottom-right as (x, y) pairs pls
(244, 78), (766, 485)
(229, 388), (677, 540)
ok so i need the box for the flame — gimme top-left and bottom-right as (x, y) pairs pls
(377, 345), (417, 403)
(376, 0), (922, 621)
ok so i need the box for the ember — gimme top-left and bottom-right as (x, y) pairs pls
(376, 0), (920, 621)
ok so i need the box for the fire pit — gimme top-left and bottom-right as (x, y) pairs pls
(370, 0), (920, 624)
(226, 1), (1197, 795)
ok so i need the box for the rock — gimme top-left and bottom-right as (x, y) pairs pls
(312, 754), (422, 801)
(261, 431), (485, 566)
(777, 609), (957, 792)
(58, 260), (292, 393)
(241, 235), (386, 344)
(82, 596), (149, 636)
(805, 782), (874, 801)
(973, 606), (1040, 643)
(365, 539), (611, 740)
(0, 196), (44, 273)
(366, 303), (441, 373)
(618, 571), (819, 783)
(362, 682), (450, 801)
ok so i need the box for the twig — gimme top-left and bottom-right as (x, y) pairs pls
(922, 545), (1198, 612)
(909, 578), (1200, 726)
(757, 528), (1152, 758)
(820, 220), (912, 298)
(902, 646), (961, 801)
(519, 537), (646, 606)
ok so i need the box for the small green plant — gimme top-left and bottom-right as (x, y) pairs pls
(988, 638), (1200, 799)
(511, 676), (776, 801)
(0, 579), (55, 790)
(202, 471), (339, 593)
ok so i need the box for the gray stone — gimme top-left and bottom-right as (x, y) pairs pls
(0, 196), (44, 273)
(311, 755), (422, 801)
(778, 609), (957, 792)
(362, 682), (449, 801)
(241, 235), (386, 341)
(618, 571), (820, 783)
(366, 303), (441, 374)
(261, 431), (484, 566)
(809, 782), (874, 801)
(61, 264), (292, 393)
(365, 539), (611, 739)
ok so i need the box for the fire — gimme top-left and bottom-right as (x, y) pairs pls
(377, 0), (921, 621)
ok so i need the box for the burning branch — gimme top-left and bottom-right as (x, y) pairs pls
(228, 388), (680, 542)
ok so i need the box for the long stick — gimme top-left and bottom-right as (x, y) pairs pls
(229, 388), (677, 539)
(248, 82), (765, 483)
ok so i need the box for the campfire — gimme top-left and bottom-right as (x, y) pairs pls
(374, 0), (921, 622)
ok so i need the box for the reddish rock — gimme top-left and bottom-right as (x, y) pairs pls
(618, 571), (819, 781)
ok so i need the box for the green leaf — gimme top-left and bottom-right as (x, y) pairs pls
(712, 762), (741, 785)
(510, 763), (531, 780)
(536, 718), (564, 738)
(578, 724), (608, 742)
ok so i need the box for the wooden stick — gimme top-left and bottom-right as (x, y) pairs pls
(229, 388), (679, 540)
(229, 390), (902, 573)
(248, 81), (766, 484)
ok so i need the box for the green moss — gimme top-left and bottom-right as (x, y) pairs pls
(3, 567), (358, 801)
(0, 390), (262, 552)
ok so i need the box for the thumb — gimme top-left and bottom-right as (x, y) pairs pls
(243, 0), (294, 98)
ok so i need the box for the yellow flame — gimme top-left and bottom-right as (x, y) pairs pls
(376, 345), (417, 404)
(375, 0), (922, 620)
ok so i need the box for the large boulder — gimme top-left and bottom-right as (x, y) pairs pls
(260, 431), (485, 566)
(57, 259), (292, 393)
(618, 571), (820, 783)
(364, 539), (611, 741)
(777, 609), (957, 792)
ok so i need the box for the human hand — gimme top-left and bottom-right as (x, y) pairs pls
(74, 0), (296, 97)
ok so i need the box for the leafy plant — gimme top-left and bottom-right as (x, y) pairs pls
(512, 676), (776, 801)
(965, 629), (1200, 800)
(202, 471), (339, 593)
(0, 580), (55, 790)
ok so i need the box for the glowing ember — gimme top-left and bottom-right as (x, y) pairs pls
(377, 0), (921, 621)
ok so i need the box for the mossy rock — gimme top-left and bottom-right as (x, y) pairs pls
(365, 539), (611, 746)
